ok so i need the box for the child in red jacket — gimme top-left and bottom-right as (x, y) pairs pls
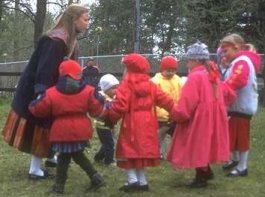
(29, 60), (105, 194)
(107, 53), (174, 192)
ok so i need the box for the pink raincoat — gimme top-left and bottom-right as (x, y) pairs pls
(167, 65), (232, 169)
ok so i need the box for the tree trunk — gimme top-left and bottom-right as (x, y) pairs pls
(13, 0), (20, 60)
(34, 0), (47, 48)
(0, 0), (3, 27)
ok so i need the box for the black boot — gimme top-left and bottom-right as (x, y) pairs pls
(88, 173), (106, 191)
(94, 151), (105, 163)
(185, 178), (207, 188)
(186, 168), (208, 188)
(52, 153), (71, 194)
(206, 165), (214, 180)
(52, 173), (67, 194)
(71, 151), (106, 191)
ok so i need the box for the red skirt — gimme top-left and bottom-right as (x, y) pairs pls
(117, 158), (160, 169)
(2, 110), (51, 157)
(229, 116), (250, 151)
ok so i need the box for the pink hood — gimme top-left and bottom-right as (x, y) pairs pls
(237, 50), (261, 73)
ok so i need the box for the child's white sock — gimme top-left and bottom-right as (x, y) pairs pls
(237, 150), (249, 171)
(29, 155), (43, 176)
(136, 169), (148, 185)
(231, 151), (239, 162)
(127, 169), (138, 184)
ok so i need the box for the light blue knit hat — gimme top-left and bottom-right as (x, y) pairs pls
(185, 41), (210, 60)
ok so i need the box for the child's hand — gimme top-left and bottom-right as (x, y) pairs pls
(94, 90), (105, 104)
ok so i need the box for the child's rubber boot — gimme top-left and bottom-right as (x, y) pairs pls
(88, 173), (106, 191)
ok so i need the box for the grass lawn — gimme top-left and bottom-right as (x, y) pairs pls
(0, 96), (265, 197)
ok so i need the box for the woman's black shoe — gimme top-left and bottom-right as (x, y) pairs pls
(28, 170), (54, 180)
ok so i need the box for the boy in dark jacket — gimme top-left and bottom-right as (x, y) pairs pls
(82, 58), (100, 88)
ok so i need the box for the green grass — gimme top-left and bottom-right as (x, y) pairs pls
(1, 96), (265, 197)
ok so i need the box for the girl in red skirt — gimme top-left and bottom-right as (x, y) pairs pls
(220, 34), (260, 176)
(2, 4), (90, 179)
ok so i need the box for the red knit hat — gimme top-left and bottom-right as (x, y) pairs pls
(122, 53), (150, 73)
(160, 56), (179, 70)
(59, 60), (82, 80)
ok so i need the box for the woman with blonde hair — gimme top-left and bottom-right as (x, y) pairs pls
(2, 4), (90, 180)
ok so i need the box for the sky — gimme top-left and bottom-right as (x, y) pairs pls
(39, 0), (96, 16)
(27, 0), (97, 13)
(80, 0), (96, 4)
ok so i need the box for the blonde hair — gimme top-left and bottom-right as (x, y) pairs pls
(48, 4), (88, 50)
(220, 33), (245, 50)
(221, 33), (258, 53)
(244, 43), (256, 52)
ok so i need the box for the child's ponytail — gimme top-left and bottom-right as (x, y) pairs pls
(204, 60), (220, 99)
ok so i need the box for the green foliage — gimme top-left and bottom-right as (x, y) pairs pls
(238, 0), (265, 53)
(0, 9), (34, 62)
(0, 97), (265, 196)
(79, 0), (135, 56)
(142, 0), (186, 55)
(183, 0), (265, 52)
(183, 0), (236, 50)
(1, 0), (265, 61)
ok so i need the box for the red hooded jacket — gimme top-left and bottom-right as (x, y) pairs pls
(29, 85), (104, 142)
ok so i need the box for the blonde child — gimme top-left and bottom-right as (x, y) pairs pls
(220, 33), (260, 176)
(151, 56), (182, 159)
